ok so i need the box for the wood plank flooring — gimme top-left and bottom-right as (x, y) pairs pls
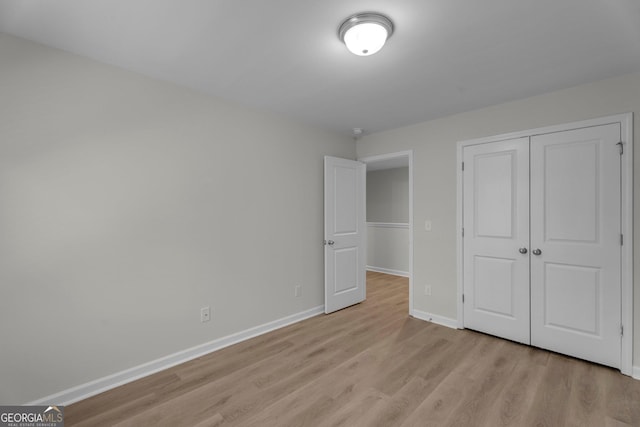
(66, 272), (640, 426)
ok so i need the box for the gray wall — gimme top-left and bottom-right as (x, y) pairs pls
(0, 34), (355, 404)
(366, 225), (409, 275)
(357, 71), (640, 369)
(366, 167), (409, 223)
(366, 167), (409, 274)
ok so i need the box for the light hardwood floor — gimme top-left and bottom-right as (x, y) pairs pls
(66, 272), (640, 426)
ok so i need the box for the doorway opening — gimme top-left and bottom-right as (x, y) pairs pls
(359, 151), (414, 316)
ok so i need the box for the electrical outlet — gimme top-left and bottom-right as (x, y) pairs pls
(201, 306), (211, 323)
(425, 285), (432, 296)
(294, 285), (302, 297)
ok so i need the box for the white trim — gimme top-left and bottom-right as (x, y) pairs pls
(458, 114), (632, 147)
(456, 138), (464, 329)
(359, 150), (414, 316)
(456, 113), (633, 376)
(28, 305), (324, 406)
(633, 366), (640, 381)
(620, 113), (634, 377)
(412, 309), (458, 329)
(408, 153), (414, 316)
(366, 266), (410, 277)
(367, 222), (409, 229)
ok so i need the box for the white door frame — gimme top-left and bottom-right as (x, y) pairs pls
(358, 150), (414, 316)
(456, 113), (633, 376)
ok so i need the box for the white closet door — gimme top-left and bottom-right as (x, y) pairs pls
(530, 124), (621, 368)
(463, 138), (530, 344)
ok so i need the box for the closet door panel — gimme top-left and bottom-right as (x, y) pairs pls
(462, 138), (530, 344)
(530, 124), (621, 368)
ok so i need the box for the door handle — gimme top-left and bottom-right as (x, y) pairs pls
(532, 248), (542, 256)
(325, 240), (335, 246)
(519, 247), (528, 254)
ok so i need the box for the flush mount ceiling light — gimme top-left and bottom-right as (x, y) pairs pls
(338, 12), (394, 56)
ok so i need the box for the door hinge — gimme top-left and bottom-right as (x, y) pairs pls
(462, 294), (465, 303)
(617, 141), (624, 155)
(620, 234), (623, 246)
(462, 228), (465, 237)
(461, 162), (465, 171)
(621, 325), (624, 337)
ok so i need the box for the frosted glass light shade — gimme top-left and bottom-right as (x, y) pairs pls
(343, 22), (388, 56)
(338, 13), (394, 57)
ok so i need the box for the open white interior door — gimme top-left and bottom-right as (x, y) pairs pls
(324, 156), (366, 314)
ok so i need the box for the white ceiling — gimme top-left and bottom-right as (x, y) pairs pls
(1, 0), (639, 135)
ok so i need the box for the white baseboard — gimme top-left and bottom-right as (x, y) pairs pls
(28, 305), (324, 406)
(412, 309), (458, 329)
(366, 222), (409, 229)
(366, 266), (409, 278)
(633, 365), (640, 380)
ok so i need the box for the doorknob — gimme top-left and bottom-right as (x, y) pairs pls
(519, 247), (528, 254)
(532, 248), (542, 256)
(326, 240), (335, 246)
